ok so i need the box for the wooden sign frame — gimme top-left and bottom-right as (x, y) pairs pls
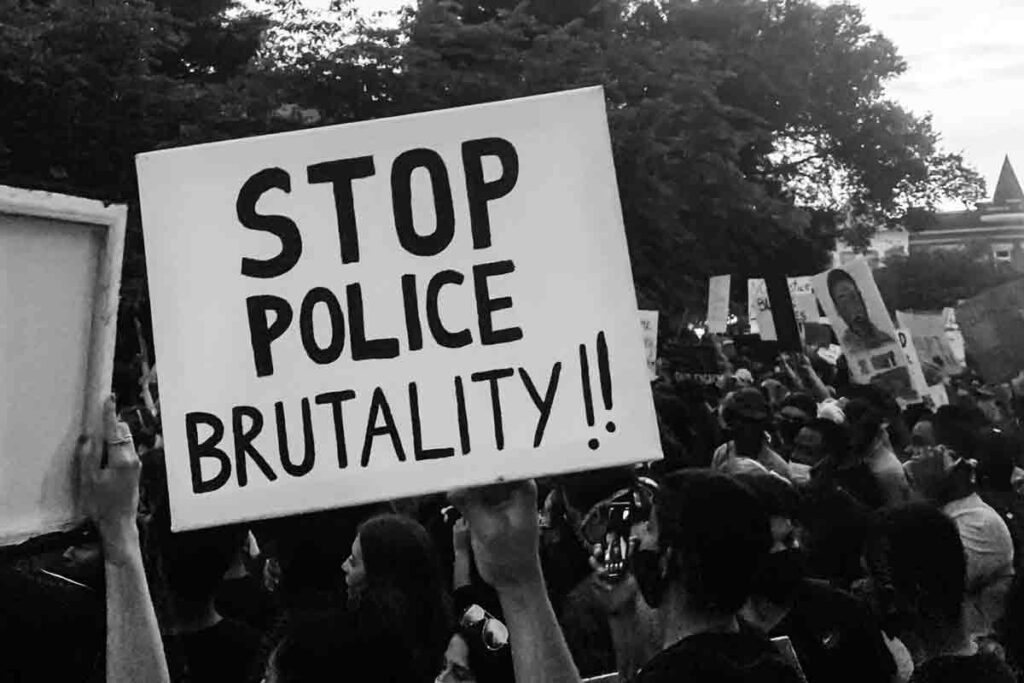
(0, 185), (126, 545)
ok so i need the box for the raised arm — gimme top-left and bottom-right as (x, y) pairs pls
(451, 480), (580, 683)
(80, 397), (169, 683)
(796, 352), (831, 403)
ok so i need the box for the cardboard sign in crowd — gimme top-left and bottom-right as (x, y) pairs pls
(137, 87), (661, 531)
(812, 259), (917, 402)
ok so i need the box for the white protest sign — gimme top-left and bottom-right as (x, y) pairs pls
(896, 310), (961, 378)
(0, 186), (126, 545)
(748, 278), (775, 339)
(638, 310), (659, 380)
(897, 327), (948, 408)
(706, 275), (730, 334)
(812, 259), (918, 402)
(137, 87), (662, 531)
(748, 276), (815, 339)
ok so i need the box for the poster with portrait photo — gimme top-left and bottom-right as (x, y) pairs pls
(812, 259), (918, 402)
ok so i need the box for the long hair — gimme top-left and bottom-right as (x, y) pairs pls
(356, 514), (452, 679)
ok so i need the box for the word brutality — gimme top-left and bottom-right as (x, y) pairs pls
(186, 362), (562, 494)
(182, 136), (617, 493)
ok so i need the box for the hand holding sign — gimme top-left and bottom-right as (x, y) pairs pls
(78, 396), (141, 563)
(449, 479), (542, 591)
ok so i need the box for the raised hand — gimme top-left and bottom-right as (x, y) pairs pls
(449, 480), (542, 591)
(79, 395), (142, 564)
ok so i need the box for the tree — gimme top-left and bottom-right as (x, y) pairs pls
(874, 249), (1018, 312)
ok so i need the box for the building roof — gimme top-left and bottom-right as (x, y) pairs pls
(914, 156), (1024, 233)
(993, 155), (1024, 206)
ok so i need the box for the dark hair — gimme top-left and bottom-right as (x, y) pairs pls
(357, 514), (452, 678)
(845, 398), (885, 455)
(826, 268), (860, 299)
(867, 503), (966, 625)
(934, 405), (985, 459)
(144, 450), (246, 603)
(655, 470), (771, 615)
(976, 428), (1019, 491)
(780, 392), (817, 420)
(802, 417), (849, 460)
(734, 471), (801, 520)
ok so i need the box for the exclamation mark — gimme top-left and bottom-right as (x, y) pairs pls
(581, 332), (616, 451)
(579, 343), (596, 430)
(596, 331), (616, 436)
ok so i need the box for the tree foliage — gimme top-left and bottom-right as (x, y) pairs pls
(874, 248), (1019, 312)
(0, 0), (987, 395)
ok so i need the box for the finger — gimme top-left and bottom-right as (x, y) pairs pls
(76, 434), (100, 479)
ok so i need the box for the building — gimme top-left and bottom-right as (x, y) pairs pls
(909, 156), (1024, 270)
(832, 229), (908, 269)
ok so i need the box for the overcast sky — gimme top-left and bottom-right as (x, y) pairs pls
(332, 0), (1023, 198)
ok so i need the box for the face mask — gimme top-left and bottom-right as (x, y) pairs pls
(631, 547), (668, 608)
(752, 548), (806, 605)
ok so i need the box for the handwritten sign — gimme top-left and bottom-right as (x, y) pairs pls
(813, 259), (917, 401)
(706, 275), (730, 334)
(895, 311), (961, 378)
(897, 327), (948, 408)
(137, 87), (662, 531)
(956, 279), (1024, 384)
(748, 277), (816, 339)
(638, 310), (659, 380)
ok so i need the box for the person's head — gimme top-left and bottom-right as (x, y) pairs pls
(791, 418), (847, 467)
(776, 393), (817, 454)
(631, 470), (771, 617)
(844, 398), (886, 457)
(827, 269), (869, 330)
(343, 514), (445, 601)
(144, 453), (247, 611)
(734, 472), (806, 621)
(341, 514), (452, 677)
(910, 419), (935, 449)
(721, 388), (771, 456)
(436, 605), (514, 683)
(865, 504), (966, 648)
(975, 428), (1019, 492)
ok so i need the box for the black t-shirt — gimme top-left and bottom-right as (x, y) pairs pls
(771, 579), (895, 683)
(637, 629), (803, 683)
(162, 617), (263, 683)
(910, 652), (1016, 683)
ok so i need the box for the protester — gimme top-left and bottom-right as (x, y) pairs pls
(628, 470), (801, 682)
(712, 388), (792, 480)
(146, 492), (263, 683)
(342, 513), (453, 681)
(975, 428), (1024, 572)
(905, 442), (1015, 639)
(735, 471), (897, 683)
(845, 398), (911, 506)
(865, 503), (1016, 682)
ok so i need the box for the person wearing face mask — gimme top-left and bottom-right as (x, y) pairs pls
(865, 504), (1016, 683)
(735, 472), (896, 683)
(630, 470), (802, 683)
(712, 388), (793, 481)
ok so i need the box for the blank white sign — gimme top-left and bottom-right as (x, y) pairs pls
(0, 188), (125, 545)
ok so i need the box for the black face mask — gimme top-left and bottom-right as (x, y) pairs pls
(631, 548), (669, 608)
(752, 548), (806, 605)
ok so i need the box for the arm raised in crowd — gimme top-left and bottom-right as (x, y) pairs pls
(80, 397), (170, 683)
(451, 480), (581, 683)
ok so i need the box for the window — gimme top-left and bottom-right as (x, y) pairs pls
(993, 243), (1013, 262)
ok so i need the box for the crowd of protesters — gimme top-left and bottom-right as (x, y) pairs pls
(5, 326), (1024, 683)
